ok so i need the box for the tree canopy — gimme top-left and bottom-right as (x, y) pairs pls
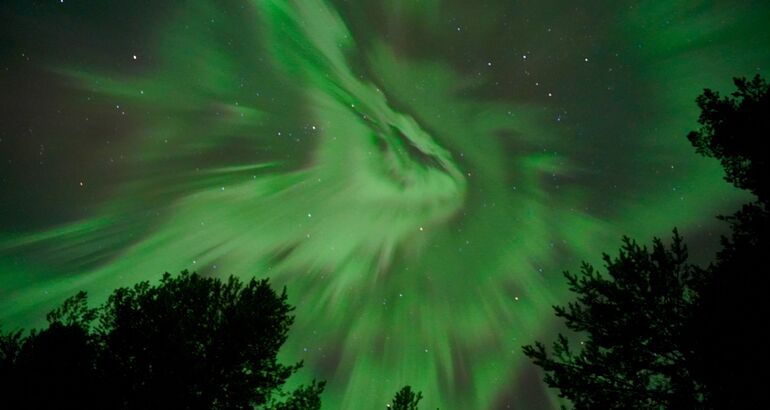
(522, 231), (707, 409)
(388, 385), (424, 410)
(524, 75), (769, 408)
(0, 270), (324, 410)
(687, 75), (768, 408)
(687, 74), (768, 203)
(689, 75), (769, 409)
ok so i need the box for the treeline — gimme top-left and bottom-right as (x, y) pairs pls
(0, 271), (426, 409)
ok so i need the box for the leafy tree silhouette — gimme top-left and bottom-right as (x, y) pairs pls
(1, 295), (103, 410)
(688, 74), (768, 203)
(522, 231), (707, 409)
(0, 270), (324, 409)
(523, 75), (769, 409)
(388, 385), (424, 410)
(687, 74), (769, 408)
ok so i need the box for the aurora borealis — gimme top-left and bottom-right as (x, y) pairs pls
(2, 1), (769, 408)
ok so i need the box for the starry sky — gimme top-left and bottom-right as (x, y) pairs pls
(1, 1), (769, 408)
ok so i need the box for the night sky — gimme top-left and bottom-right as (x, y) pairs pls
(2, 1), (769, 408)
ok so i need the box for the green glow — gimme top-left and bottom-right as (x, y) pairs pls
(2, 1), (769, 408)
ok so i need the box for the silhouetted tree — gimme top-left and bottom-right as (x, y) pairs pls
(0, 271), (324, 409)
(524, 75), (769, 408)
(687, 74), (768, 203)
(522, 231), (707, 409)
(0, 327), (22, 382)
(687, 75), (769, 408)
(388, 385), (424, 410)
(1, 292), (104, 409)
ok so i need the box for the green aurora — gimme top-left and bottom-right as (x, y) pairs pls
(1, 1), (769, 408)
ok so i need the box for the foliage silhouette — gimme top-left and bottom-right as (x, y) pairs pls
(687, 74), (768, 202)
(688, 75), (769, 408)
(2, 315), (103, 409)
(388, 385), (424, 410)
(524, 75), (769, 409)
(0, 270), (324, 410)
(522, 231), (707, 409)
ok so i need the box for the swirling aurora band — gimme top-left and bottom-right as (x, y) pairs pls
(1, 1), (768, 408)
